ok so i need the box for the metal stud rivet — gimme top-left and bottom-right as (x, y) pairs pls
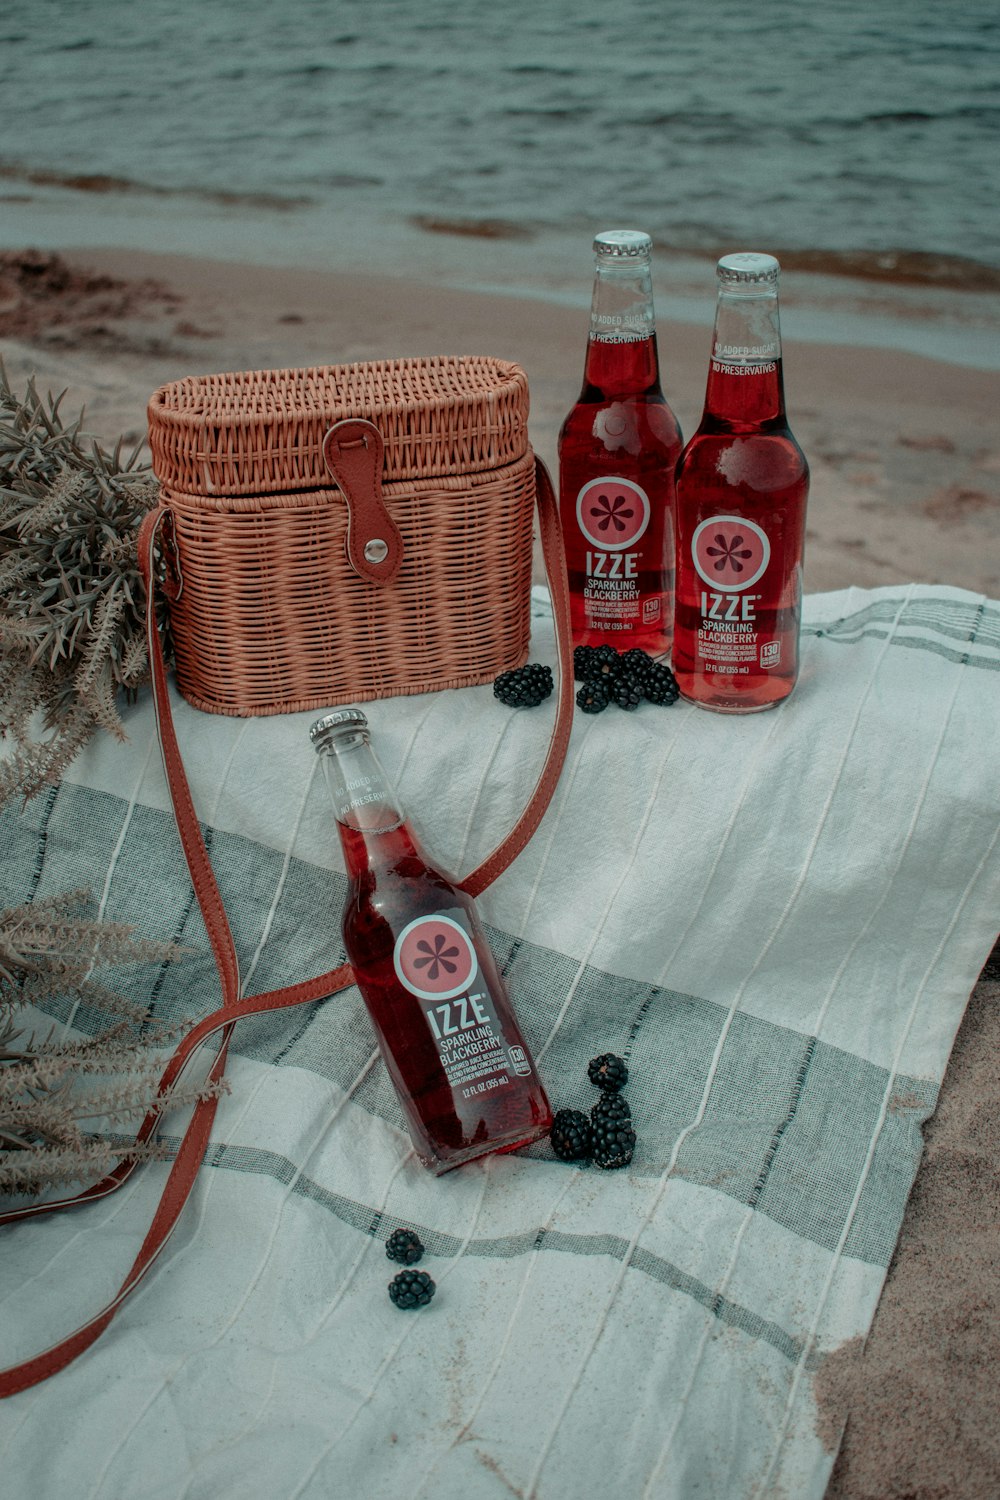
(364, 538), (389, 564)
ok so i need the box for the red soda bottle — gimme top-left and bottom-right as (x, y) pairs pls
(311, 708), (552, 1174)
(673, 253), (809, 712)
(558, 230), (683, 655)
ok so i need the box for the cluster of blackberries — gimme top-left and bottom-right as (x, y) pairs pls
(386, 1227), (436, 1309)
(493, 647), (678, 716)
(549, 1053), (636, 1170)
(575, 644), (679, 715)
(493, 662), (554, 708)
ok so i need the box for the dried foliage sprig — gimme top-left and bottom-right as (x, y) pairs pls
(0, 362), (165, 807)
(1, 890), (225, 1197)
(0, 378), (216, 1201)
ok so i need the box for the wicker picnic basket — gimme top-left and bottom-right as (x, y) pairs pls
(146, 356), (538, 715)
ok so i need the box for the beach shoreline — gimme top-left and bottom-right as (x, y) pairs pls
(3, 244), (1000, 601)
(4, 197), (1000, 369)
(2, 243), (999, 1497)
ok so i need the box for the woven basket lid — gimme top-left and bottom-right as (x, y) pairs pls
(147, 356), (530, 498)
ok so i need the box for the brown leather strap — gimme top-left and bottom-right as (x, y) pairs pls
(322, 419), (404, 585)
(0, 968), (353, 1396)
(0, 450), (572, 1396)
(0, 513), (355, 1396)
(460, 456), (574, 896)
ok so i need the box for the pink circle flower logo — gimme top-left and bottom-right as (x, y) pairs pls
(691, 515), (770, 592)
(576, 476), (650, 551)
(393, 914), (478, 1000)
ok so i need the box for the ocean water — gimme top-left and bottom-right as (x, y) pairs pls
(2, 0), (999, 364)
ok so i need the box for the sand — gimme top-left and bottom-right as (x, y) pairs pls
(3, 245), (1000, 601)
(2, 247), (999, 1497)
(820, 970), (1000, 1500)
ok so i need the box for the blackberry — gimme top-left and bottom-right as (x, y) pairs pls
(592, 1090), (631, 1126)
(388, 1269), (436, 1309)
(643, 661), (680, 706)
(591, 1113), (636, 1170)
(550, 1108), (593, 1163)
(620, 649), (653, 683)
(591, 643), (622, 679)
(385, 1227), (424, 1266)
(611, 674), (643, 711)
(587, 1053), (629, 1092)
(576, 679), (611, 715)
(573, 645), (597, 681)
(494, 662), (554, 708)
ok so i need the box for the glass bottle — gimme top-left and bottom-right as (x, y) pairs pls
(558, 229), (683, 655)
(311, 709), (552, 1174)
(673, 253), (809, 712)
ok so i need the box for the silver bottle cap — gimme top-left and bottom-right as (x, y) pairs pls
(716, 252), (780, 285)
(310, 708), (368, 748)
(594, 229), (652, 259)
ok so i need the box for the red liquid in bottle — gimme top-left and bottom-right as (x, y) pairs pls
(674, 257), (809, 712)
(558, 232), (683, 656)
(559, 332), (683, 654)
(339, 810), (552, 1174)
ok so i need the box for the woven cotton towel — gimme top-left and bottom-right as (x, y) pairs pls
(1, 583), (997, 1499)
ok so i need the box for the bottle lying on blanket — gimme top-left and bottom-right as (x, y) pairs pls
(311, 709), (552, 1174)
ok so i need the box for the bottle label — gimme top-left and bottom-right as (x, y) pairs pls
(574, 476), (654, 631)
(394, 913), (478, 1000)
(711, 338), (778, 375)
(689, 516), (777, 673)
(329, 766), (402, 833)
(591, 305), (654, 343)
(691, 515), (770, 591)
(393, 913), (531, 1092)
(576, 475), (650, 550)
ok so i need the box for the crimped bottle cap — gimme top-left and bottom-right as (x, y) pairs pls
(716, 252), (780, 285)
(310, 708), (368, 748)
(594, 229), (653, 259)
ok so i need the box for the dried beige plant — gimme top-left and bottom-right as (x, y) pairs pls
(0, 361), (166, 807)
(1, 889), (224, 1197)
(1, 376), (215, 1198)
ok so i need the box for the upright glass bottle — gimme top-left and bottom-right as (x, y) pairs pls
(311, 709), (552, 1174)
(558, 229), (683, 655)
(673, 253), (809, 712)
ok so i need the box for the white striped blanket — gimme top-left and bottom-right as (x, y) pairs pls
(1, 582), (998, 1499)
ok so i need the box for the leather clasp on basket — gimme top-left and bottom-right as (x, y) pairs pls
(322, 419), (404, 585)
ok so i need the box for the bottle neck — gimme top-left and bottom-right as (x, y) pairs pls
(316, 729), (412, 870)
(582, 257), (661, 398)
(702, 285), (786, 429)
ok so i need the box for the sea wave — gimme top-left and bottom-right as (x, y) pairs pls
(407, 214), (1000, 290)
(0, 163), (312, 212)
(410, 215), (534, 241)
(2, 0), (998, 290)
(751, 248), (1000, 294)
(6, 153), (999, 295)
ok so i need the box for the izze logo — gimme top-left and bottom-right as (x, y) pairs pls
(691, 516), (770, 592)
(576, 476), (650, 551)
(393, 914), (478, 1001)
